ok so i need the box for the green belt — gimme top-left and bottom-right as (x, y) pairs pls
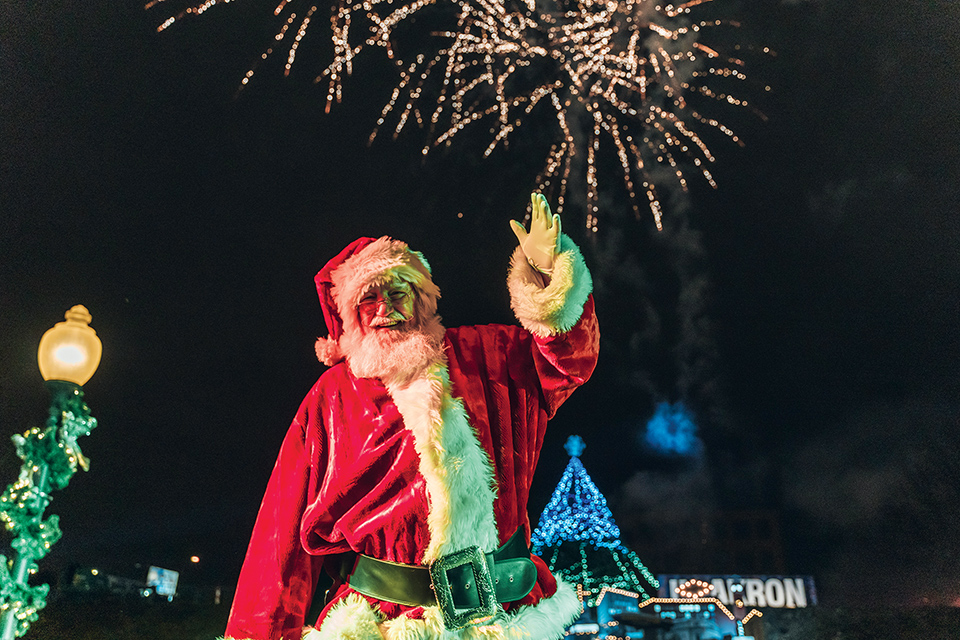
(343, 529), (537, 630)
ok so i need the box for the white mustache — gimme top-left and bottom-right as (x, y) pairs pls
(368, 312), (410, 327)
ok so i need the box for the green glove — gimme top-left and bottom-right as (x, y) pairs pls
(510, 193), (561, 274)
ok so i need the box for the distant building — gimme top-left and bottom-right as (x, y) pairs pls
(626, 510), (787, 576)
(65, 565), (222, 604)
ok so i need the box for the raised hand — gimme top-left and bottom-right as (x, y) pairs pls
(510, 193), (561, 274)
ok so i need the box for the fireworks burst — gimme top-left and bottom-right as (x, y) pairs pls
(151, 0), (766, 231)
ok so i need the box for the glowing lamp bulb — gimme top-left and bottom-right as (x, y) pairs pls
(53, 345), (86, 366)
(37, 305), (103, 385)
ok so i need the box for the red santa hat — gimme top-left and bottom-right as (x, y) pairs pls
(314, 236), (441, 365)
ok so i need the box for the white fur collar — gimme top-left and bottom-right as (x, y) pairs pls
(386, 359), (500, 563)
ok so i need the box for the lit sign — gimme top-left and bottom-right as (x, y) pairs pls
(146, 566), (180, 598)
(658, 575), (817, 608)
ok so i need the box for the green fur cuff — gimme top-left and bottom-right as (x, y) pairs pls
(507, 235), (592, 338)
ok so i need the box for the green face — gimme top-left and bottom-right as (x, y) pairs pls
(357, 280), (415, 332)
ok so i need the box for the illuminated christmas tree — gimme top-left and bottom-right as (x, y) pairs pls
(532, 436), (659, 606)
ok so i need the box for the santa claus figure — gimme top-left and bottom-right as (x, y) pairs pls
(225, 194), (599, 640)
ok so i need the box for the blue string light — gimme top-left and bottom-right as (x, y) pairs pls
(532, 436), (659, 604)
(531, 455), (621, 550)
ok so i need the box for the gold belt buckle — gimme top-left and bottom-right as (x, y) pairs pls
(429, 545), (500, 629)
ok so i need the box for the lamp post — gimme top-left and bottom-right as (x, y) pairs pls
(0, 306), (102, 640)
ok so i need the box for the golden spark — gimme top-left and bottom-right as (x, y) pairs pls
(152, 0), (766, 230)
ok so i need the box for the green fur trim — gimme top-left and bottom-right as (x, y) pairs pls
(491, 580), (581, 640)
(387, 362), (500, 562)
(507, 235), (592, 337)
(299, 579), (580, 640)
(381, 608), (446, 640)
(311, 593), (385, 640)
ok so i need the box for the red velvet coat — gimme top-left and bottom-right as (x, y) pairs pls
(227, 245), (597, 640)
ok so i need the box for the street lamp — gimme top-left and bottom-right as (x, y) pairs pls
(37, 305), (103, 387)
(0, 306), (102, 640)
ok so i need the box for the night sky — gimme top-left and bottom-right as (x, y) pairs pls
(2, 0), (958, 610)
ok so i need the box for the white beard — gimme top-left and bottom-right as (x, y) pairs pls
(339, 314), (446, 387)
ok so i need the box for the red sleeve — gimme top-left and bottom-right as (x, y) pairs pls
(532, 295), (600, 418)
(225, 398), (326, 640)
(444, 296), (599, 553)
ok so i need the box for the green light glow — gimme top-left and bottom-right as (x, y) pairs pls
(0, 382), (97, 638)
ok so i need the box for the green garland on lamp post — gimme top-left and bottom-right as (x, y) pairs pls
(0, 306), (102, 640)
